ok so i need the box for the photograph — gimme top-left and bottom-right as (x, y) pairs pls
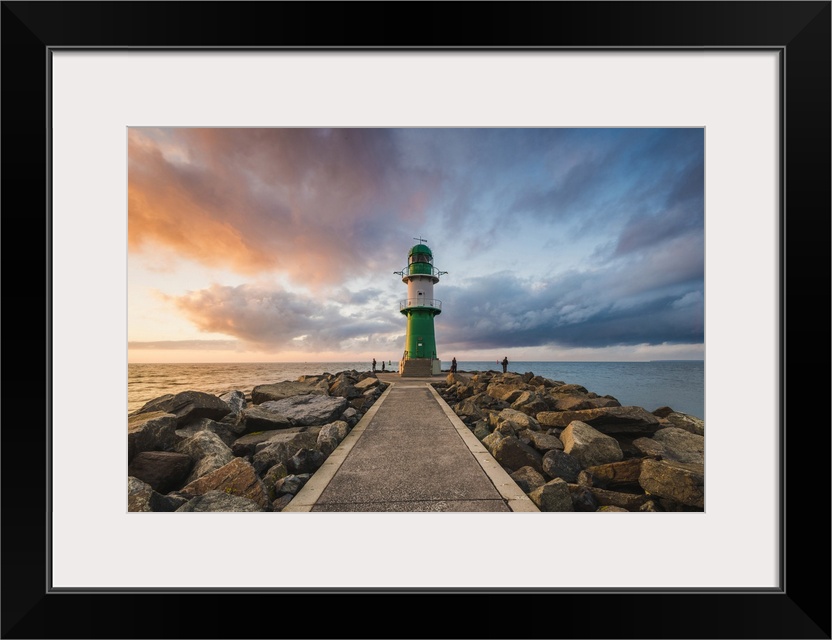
(126, 126), (706, 515)
(2, 1), (829, 638)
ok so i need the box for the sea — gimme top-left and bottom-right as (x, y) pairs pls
(127, 360), (704, 420)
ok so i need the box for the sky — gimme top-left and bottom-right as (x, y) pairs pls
(128, 127), (704, 364)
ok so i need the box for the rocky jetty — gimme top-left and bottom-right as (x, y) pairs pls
(128, 370), (387, 512)
(128, 368), (704, 513)
(432, 370), (704, 512)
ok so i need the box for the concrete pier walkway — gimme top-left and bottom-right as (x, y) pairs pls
(283, 374), (539, 512)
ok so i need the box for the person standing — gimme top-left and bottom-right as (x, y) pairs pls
(501, 356), (508, 373)
(451, 357), (457, 373)
(372, 358), (377, 373)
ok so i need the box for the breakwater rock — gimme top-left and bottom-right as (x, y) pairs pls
(128, 370), (388, 512)
(432, 370), (705, 512)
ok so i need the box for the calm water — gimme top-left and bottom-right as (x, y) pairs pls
(127, 360), (704, 419)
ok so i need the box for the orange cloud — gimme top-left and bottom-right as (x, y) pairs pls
(128, 128), (440, 289)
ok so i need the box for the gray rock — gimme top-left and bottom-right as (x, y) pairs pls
(567, 484), (599, 512)
(127, 451), (193, 493)
(537, 406), (661, 435)
(273, 474), (311, 497)
(231, 429), (297, 457)
(341, 407), (360, 427)
(639, 458), (704, 508)
(510, 466), (547, 494)
(650, 427), (704, 465)
(579, 458), (643, 488)
(520, 430), (564, 453)
(128, 412), (178, 462)
(242, 405), (294, 432)
(491, 436), (544, 474)
(509, 391), (550, 417)
(541, 449), (583, 483)
(251, 379), (330, 404)
(175, 490), (265, 512)
(560, 421), (623, 468)
(663, 412), (704, 436)
(252, 442), (289, 476)
(583, 486), (651, 511)
(178, 457), (271, 509)
(317, 420), (349, 456)
(132, 390), (231, 426)
(174, 431), (235, 484)
(529, 478), (574, 512)
(261, 463), (289, 501)
(175, 417), (238, 447)
(496, 408), (541, 431)
(128, 476), (157, 512)
(219, 390), (247, 413)
(260, 395), (348, 426)
(287, 449), (326, 475)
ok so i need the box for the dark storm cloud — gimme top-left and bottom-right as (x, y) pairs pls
(435, 255), (704, 351)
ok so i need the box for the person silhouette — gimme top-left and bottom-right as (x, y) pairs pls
(372, 358), (377, 373)
(451, 357), (457, 373)
(501, 356), (508, 373)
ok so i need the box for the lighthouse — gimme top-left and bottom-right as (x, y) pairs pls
(394, 239), (447, 377)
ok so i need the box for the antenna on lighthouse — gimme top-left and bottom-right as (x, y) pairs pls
(413, 236), (427, 244)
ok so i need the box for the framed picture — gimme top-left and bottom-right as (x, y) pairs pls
(4, 2), (829, 638)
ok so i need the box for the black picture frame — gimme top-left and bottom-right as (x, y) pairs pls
(2, 2), (829, 638)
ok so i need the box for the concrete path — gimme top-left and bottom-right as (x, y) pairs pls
(283, 374), (539, 512)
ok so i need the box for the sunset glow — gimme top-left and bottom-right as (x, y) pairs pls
(128, 127), (705, 364)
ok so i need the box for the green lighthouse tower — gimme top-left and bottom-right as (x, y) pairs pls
(395, 239), (447, 377)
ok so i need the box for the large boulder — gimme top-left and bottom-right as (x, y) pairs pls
(128, 476), (187, 512)
(529, 478), (574, 512)
(286, 449), (326, 475)
(259, 395), (348, 426)
(178, 457), (270, 509)
(491, 436), (544, 474)
(317, 420), (350, 456)
(633, 427), (704, 466)
(174, 431), (235, 484)
(218, 390), (248, 435)
(509, 391), (550, 417)
(496, 408), (541, 431)
(127, 451), (193, 493)
(583, 486), (651, 511)
(252, 442), (290, 476)
(128, 411), (178, 462)
(578, 458), (643, 489)
(241, 405), (294, 433)
(175, 490), (265, 512)
(251, 379), (329, 404)
(537, 406), (661, 436)
(541, 449), (583, 483)
(520, 430), (564, 454)
(231, 428), (304, 457)
(662, 412), (705, 437)
(175, 417), (238, 447)
(132, 391), (231, 426)
(510, 466), (547, 494)
(560, 421), (623, 468)
(639, 458), (705, 508)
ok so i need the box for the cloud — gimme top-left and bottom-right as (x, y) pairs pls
(129, 128), (443, 289)
(166, 283), (402, 353)
(127, 340), (240, 350)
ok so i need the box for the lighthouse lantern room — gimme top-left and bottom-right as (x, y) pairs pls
(394, 239), (446, 377)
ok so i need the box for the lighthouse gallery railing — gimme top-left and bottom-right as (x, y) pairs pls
(399, 298), (442, 311)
